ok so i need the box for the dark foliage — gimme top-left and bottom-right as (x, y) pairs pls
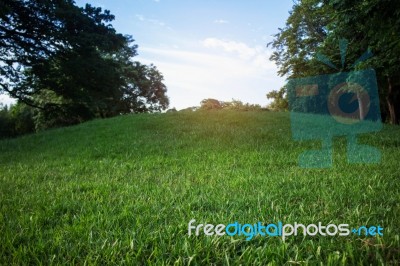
(0, 0), (169, 134)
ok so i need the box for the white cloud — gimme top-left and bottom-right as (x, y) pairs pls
(202, 38), (274, 70)
(135, 14), (167, 28)
(214, 19), (229, 24)
(136, 14), (145, 21)
(203, 38), (256, 59)
(136, 44), (283, 110)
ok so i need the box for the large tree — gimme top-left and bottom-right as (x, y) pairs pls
(0, 0), (127, 104)
(326, 0), (400, 124)
(268, 0), (400, 124)
(0, 0), (169, 127)
(268, 0), (334, 78)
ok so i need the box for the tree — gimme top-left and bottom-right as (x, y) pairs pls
(200, 98), (222, 110)
(268, 0), (400, 124)
(266, 87), (288, 111)
(268, 0), (333, 78)
(0, 104), (15, 138)
(326, 0), (400, 124)
(118, 62), (169, 114)
(0, 0), (129, 106)
(0, 102), (35, 138)
(222, 99), (262, 111)
(0, 0), (169, 127)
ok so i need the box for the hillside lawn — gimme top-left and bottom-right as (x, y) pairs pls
(0, 111), (399, 265)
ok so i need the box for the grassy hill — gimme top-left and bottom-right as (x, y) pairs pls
(0, 111), (399, 265)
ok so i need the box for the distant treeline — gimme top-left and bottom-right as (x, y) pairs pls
(168, 98), (268, 113)
(0, 98), (268, 139)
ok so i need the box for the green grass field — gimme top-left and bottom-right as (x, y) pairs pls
(0, 111), (399, 265)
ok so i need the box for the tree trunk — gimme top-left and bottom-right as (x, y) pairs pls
(386, 77), (399, 124)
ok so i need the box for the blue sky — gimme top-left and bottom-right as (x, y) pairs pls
(1, 0), (294, 109)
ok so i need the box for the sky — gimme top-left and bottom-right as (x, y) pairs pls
(1, 0), (294, 110)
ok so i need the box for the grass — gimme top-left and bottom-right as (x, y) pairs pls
(0, 110), (399, 265)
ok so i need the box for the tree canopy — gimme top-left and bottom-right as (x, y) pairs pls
(268, 0), (400, 124)
(0, 0), (169, 131)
